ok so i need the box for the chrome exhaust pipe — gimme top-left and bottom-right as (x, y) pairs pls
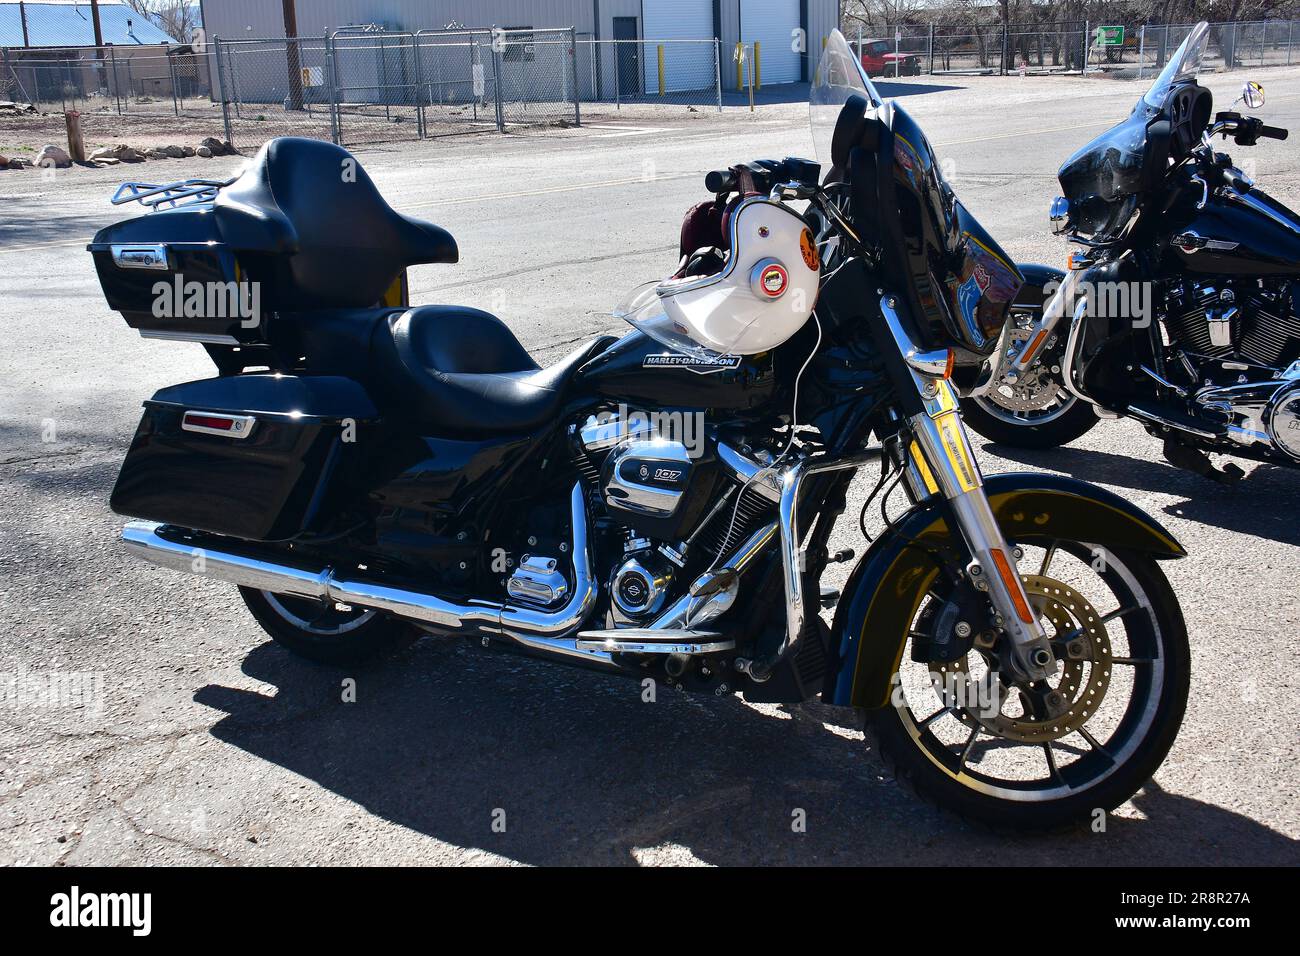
(120, 483), (616, 669)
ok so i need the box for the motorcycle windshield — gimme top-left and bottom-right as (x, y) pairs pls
(809, 30), (884, 169)
(1143, 21), (1210, 108)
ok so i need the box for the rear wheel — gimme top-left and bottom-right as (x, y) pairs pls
(864, 542), (1189, 831)
(239, 587), (418, 666)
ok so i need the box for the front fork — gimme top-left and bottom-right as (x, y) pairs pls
(879, 296), (1059, 683)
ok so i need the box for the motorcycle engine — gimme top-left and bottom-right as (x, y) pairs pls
(1165, 280), (1300, 368)
(1165, 280), (1300, 461)
(571, 410), (780, 623)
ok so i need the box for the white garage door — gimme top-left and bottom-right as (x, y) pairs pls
(741, 0), (801, 85)
(643, 0), (715, 94)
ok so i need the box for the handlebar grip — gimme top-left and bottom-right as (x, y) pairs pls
(1260, 124), (1289, 141)
(705, 169), (737, 193)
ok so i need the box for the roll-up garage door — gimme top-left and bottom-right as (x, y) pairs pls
(740, 0), (801, 85)
(643, 0), (715, 95)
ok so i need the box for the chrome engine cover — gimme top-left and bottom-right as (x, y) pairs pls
(601, 438), (694, 520)
(506, 554), (569, 608)
(1267, 381), (1300, 460)
(609, 551), (675, 621)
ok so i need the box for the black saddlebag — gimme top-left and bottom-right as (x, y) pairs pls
(111, 375), (379, 541)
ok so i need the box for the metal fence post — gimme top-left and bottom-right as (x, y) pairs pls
(1000, 24), (1008, 75)
(1226, 21), (1236, 70)
(325, 31), (340, 145)
(169, 53), (179, 114)
(109, 45), (121, 113)
(1289, 20), (1295, 66)
(714, 38), (722, 112)
(570, 27), (581, 127)
(412, 32), (425, 138)
(491, 30), (504, 132)
(211, 36), (234, 149)
(1081, 20), (1089, 74)
(928, 23), (935, 75)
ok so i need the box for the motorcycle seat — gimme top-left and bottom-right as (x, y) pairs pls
(214, 137), (457, 310)
(374, 305), (615, 434)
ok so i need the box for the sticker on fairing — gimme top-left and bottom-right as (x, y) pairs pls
(800, 228), (819, 271)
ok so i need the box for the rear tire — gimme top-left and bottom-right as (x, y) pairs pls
(239, 587), (418, 666)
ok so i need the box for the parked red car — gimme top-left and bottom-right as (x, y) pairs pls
(859, 39), (922, 77)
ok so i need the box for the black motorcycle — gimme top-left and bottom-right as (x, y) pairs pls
(92, 31), (1190, 831)
(963, 21), (1300, 484)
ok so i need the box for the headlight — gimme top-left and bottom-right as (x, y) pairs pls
(1049, 196), (1070, 235)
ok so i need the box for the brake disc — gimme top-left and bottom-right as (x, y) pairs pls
(928, 575), (1112, 744)
(985, 328), (1065, 413)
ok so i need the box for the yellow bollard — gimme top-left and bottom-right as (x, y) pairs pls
(657, 44), (665, 96)
(754, 41), (761, 90)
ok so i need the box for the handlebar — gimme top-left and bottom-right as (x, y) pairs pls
(1260, 124), (1289, 141)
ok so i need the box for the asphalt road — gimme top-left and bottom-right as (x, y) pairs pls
(2, 67), (1298, 866)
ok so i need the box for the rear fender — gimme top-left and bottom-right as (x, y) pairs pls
(824, 472), (1185, 709)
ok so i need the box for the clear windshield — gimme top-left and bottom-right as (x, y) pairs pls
(809, 29), (884, 168)
(1143, 21), (1209, 108)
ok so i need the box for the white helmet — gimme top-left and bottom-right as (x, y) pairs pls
(617, 197), (821, 357)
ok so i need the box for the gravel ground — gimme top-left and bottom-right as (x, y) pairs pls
(1, 66), (1298, 866)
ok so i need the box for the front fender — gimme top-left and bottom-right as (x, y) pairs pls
(825, 472), (1185, 709)
(1014, 262), (1066, 310)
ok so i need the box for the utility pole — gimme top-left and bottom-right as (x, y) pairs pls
(90, 0), (104, 48)
(282, 0), (304, 110)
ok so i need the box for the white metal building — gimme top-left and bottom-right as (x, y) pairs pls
(198, 0), (841, 93)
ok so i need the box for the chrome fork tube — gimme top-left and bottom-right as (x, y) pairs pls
(1003, 266), (1083, 378)
(879, 295), (1057, 682)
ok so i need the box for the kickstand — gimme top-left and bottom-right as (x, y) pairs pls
(1162, 438), (1246, 485)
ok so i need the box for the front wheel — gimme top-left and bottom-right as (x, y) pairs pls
(864, 542), (1189, 831)
(961, 319), (1098, 449)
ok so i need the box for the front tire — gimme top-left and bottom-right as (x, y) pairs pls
(963, 392), (1098, 449)
(239, 587), (418, 666)
(863, 544), (1189, 832)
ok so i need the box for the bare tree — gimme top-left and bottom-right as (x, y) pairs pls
(122, 1), (201, 44)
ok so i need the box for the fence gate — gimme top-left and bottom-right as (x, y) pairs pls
(492, 28), (580, 129)
(328, 29), (422, 147)
(412, 29), (501, 138)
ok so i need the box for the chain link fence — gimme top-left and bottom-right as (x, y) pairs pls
(577, 38), (721, 119)
(845, 17), (1300, 77)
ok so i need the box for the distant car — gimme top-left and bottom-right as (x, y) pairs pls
(859, 39), (922, 77)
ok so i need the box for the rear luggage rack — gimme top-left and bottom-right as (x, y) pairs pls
(111, 178), (236, 211)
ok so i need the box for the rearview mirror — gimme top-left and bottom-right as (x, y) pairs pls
(1241, 80), (1265, 109)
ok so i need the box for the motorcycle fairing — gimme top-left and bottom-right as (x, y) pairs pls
(849, 102), (1023, 359)
(826, 473), (1186, 709)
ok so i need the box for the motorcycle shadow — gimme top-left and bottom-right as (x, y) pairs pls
(983, 443), (1300, 547)
(193, 638), (1298, 866)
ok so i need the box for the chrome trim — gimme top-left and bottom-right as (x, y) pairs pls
(604, 439), (692, 518)
(111, 178), (234, 210)
(651, 522), (777, 630)
(1059, 294), (1100, 407)
(575, 629), (734, 654)
(1049, 196), (1070, 235)
(181, 411), (256, 439)
(506, 554), (570, 608)
(749, 451), (881, 680)
(139, 330), (242, 345)
(715, 442), (782, 503)
(110, 243), (170, 271)
(121, 482), (615, 669)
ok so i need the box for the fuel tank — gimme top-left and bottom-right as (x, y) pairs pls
(1165, 187), (1300, 278)
(574, 329), (776, 410)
